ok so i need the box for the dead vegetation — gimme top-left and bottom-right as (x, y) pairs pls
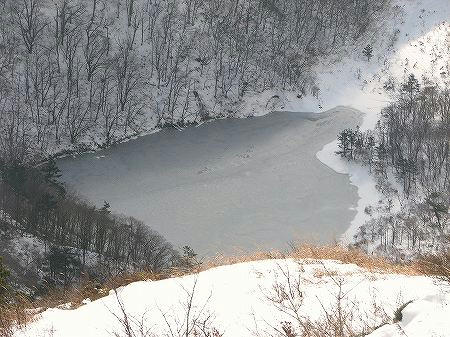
(111, 277), (223, 337)
(417, 249), (450, 284)
(256, 261), (392, 337)
(204, 244), (422, 276)
(0, 297), (30, 337)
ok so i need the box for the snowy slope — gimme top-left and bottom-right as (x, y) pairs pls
(286, 0), (450, 126)
(13, 259), (450, 337)
(368, 295), (450, 337)
(312, 0), (450, 243)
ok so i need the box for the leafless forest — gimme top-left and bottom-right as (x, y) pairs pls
(337, 75), (449, 257)
(0, 0), (389, 164)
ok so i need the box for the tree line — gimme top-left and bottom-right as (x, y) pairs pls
(337, 75), (449, 256)
(0, 0), (390, 165)
(0, 160), (182, 289)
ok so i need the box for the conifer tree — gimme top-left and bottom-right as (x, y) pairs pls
(363, 44), (373, 61)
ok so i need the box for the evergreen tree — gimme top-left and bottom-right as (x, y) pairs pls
(42, 159), (62, 184)
(336, 129), (358, 159)
(46, 247), (81, 288)
(181, 245), (199, 268)
(401, 74), (420, 96)
(41, 158), (65, 195)
(362, 44), (373, 61)
(36, 192), (59, 240)
(2, 164), (27, 193)
(100, 201), (111, 214)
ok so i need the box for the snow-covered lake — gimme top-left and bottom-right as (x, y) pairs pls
(57, 107), (361, 256)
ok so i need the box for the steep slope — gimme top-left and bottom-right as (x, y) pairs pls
(0, 0), (389, 160)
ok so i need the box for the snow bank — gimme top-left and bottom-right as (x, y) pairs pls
(316, 140), (380, 243)
(368, 293), (450, 337)
(13, 259), (449, 337)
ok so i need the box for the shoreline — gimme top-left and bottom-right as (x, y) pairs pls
(315, 108), (379, 245)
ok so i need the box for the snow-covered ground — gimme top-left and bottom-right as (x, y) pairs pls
(13, 259), (450, 337)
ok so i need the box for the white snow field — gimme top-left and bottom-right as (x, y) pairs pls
(13, 259), (450, 337)
(58, 108), (361, 256)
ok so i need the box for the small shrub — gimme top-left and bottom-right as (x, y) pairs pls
(417, 250), (450, 284)
(0, 257), (10, 303)
(362, 44), (373, 61)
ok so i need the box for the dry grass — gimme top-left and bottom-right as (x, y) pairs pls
(0, 296), (30, 337)
(417, 249), (450, 283)
(290, 244), (422, 275)
(201, 250), (285, 271)
(201, 244), (422, 276)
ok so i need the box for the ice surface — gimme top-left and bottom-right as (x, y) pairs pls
(58, 108), (361, 256)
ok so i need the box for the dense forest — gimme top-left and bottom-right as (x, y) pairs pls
(337, 75), (449, 257)
(0, 0), (390, 165)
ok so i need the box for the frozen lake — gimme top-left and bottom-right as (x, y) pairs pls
(57, 107), (362, 256)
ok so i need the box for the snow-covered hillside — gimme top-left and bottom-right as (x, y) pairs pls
(312, 0), (450, 245)
(0, 0), (390, 161)
(280, 0), (450, 124)
(13, 258), (450, 337)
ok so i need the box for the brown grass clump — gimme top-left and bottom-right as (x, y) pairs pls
(200, 244), (422, 276)
(201, 250), (285, 271)
(289, 244), (421, 275)
(0, 296), (30, 337)
(417, 249), (450, 283)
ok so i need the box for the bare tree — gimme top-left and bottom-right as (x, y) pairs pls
(111, 277), (221, 337)
(13, 0), (47, 54)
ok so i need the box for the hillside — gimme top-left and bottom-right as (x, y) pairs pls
(314, 0), (449, 258)
(11, 255), (450, 337)
(0, 0), (389, 162)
